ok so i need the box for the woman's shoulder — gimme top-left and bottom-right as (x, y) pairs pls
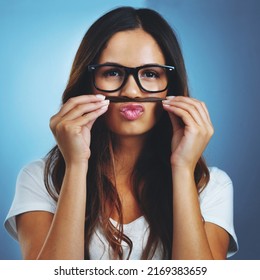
(16, 158), (52, 195)
(199, 166), (233, 200)
(17, 158), (46, 183)
(20, 158), (46, 173)
(200, 166), (238, 257)
(4, 158), (55, 241)
(207, 166), (233, 190)
(208, 166), (232, 185)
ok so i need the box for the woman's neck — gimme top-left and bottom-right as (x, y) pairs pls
(113, 134), (146, 179)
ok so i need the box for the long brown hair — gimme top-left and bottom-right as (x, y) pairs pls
(44, 7), (209, 259)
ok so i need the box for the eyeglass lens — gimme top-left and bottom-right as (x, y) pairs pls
(93, 65), (168, 92)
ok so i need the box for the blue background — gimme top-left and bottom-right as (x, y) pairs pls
(0, 0), (259, 260)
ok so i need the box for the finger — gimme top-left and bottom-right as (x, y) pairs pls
(71, 104), (109, 129)
(164, 101), (214, 141)
(62, 99), (110, 121)
(54, 104), (109, 138)
(163, 103), (197, 128)
(188, 97), (211, 122)
(165, 96), (211, 126)
(50, 99), (109, 132)
(163, 100), (204, 126)
(200, 101), (212, 124)
(58, 94), (106, 117)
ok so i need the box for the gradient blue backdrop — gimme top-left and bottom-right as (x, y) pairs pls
(1, 0), (259, 260)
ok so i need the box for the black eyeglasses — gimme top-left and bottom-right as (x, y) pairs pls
(87, 63), (175, 93)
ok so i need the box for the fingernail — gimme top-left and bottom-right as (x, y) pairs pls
(102, 99), (110, 105)
(96, 94), (106, 100)
(162, 99), (171, 104)
(166, 96), (176, 100)
(101, 104), (109, 110)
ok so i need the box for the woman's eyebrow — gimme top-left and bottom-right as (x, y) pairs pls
(98, 62), (163, 67)
(100, 62), (123, 66)
(105, 96), (166, 103)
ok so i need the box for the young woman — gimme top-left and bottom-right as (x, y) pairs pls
(5, 7), (238, 260)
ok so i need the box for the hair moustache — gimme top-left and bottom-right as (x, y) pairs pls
(105, 96), (166, 103)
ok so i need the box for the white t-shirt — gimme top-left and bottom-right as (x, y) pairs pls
(4, 159), (238, 259)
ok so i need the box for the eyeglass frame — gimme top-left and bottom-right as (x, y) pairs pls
(87, 63), (175, 93)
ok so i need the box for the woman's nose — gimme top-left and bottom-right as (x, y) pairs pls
(119, 75), (141, 98)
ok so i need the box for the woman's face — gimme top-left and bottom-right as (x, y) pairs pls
(93, 28), (168, 137)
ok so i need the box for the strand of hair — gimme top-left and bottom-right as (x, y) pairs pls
(105, 96), (166, 103)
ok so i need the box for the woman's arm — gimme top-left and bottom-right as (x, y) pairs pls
(163, 96), (229, 259)
(16, 95), (109, 259)
(16, 164), (87, 259)
(171, 167), (229, 259)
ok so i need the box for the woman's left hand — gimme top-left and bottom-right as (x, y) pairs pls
(162, 96), (214, 171)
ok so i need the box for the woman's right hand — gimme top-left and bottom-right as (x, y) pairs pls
(50, 94), (109, 166)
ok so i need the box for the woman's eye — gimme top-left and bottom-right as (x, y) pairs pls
(105, 71), (118, 77)
(103, 69), (123, 78)
(142, 71), (159, 79)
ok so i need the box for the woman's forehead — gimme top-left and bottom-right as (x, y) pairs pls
(98, 29), (165, 66)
